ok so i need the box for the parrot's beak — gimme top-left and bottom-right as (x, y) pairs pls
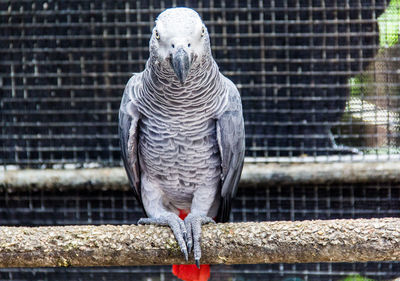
(171, 47), (191, 83)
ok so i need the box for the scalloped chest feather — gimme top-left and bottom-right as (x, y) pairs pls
(132, 60), (229, 207)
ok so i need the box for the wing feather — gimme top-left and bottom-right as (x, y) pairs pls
(119, 75), (143, 207)
(216, 78), (245, 222)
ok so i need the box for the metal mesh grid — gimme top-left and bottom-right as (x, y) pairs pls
(1, 263), (400, 281)
(1, 183), (400, 280)
(3, 183), (400, 226)
(2, 0), (400, 167)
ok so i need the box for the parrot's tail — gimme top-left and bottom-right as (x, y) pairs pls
(172, 264), (210, 281)
(172, 209), (211, 281)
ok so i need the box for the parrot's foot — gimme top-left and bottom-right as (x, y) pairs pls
(138, 214), (188, 261)
(184, 213), (215, 268)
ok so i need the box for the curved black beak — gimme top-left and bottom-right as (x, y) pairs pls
(171, 48), (191, 83)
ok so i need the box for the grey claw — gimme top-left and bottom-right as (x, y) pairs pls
(183, 230), (187, 243)
(195, 259), (200, 269)
(182, 248), (188, 261)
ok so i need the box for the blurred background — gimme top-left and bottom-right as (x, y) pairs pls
(1, 0), (400, 280)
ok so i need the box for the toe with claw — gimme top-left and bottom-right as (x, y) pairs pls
(138, 213), (188, 261)
(183, 213), (215, 268)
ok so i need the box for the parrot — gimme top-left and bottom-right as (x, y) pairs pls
(119, 7), (245, 280)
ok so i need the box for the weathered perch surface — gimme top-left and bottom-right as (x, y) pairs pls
(2, 161), (400, 192)
(0, 218), (399, 267)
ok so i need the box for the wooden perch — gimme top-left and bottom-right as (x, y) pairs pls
(0, 218), (399, 267)
(2, 160), (400, 192)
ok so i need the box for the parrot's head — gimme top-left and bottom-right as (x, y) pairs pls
(149, 7), (211, 83)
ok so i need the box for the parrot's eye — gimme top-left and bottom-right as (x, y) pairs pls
(155, 30), (160, 40)
(201, 27), (205, 37)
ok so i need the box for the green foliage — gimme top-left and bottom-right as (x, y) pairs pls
(339, 274), (375, 281)
(348, 74), (374, 98)
(348, 77), (362, 97)
(378, 0), (400, 47)
(363, 147), (400, 155)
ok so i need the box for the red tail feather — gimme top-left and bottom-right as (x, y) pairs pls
(172, 264), (210, 281)
(172, 209), (211, 281)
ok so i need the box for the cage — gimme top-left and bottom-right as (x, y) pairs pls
(1, 0), (400, 280)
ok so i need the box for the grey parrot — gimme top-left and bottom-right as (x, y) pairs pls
(119, 7), (245, 267)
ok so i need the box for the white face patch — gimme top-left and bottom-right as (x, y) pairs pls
(150, 7), (209, 62)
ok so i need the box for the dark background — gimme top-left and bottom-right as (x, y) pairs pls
(1, 0), (391, 167)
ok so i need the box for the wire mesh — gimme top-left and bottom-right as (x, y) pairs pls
(2, 182), (400, 226)
(2, 0), (399, 167)
(1, 263), (400, 281)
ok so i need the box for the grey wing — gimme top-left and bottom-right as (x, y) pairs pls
(216, 78), (245, 222)
(119, 76), (143, 208)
